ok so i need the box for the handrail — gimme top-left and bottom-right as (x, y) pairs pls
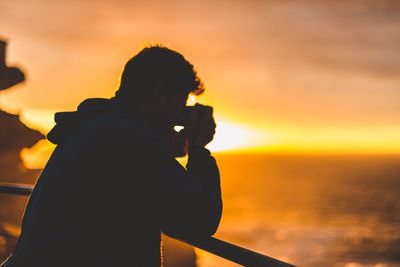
(0, 182), (296, 267)
(0, 182), (34, 196)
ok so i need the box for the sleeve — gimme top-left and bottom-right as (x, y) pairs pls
(160, 146), (222, 239)
(100, 124), (223, 239)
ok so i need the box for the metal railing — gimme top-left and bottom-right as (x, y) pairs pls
(0, 182), (295, 267)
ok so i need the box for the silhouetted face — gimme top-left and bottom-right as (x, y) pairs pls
(162, 89), (190, 129)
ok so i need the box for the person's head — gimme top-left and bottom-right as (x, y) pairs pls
(115, 45), (204, 132)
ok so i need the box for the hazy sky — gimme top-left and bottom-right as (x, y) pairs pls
(1, 0), (400, 154)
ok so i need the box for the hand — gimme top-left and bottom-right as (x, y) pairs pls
(166, 128), (189, 158)
(184, 104), (216, 148)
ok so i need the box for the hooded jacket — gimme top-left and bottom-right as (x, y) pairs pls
(1, 98), (222, 267)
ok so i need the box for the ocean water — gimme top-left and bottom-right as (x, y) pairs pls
(1, 154), (400, 267)
(196, 154), (400, 267)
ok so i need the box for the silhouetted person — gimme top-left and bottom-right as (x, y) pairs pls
(1, 46), (222, 267)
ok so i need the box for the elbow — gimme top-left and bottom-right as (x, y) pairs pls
(203, 220), (219, 236)
(197, 201), (223, 237)
(164, 208), (222, 239)
(208, 206), (222, 236)
(162, 196), (223, 238)
(182, 220), (220, 239)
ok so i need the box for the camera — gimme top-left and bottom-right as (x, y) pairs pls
(175, 105), (210, 127)
(175, 106), (195, 126)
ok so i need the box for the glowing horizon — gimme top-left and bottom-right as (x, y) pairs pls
(17, 107), (400, 153)
(13, 107), (400, 169)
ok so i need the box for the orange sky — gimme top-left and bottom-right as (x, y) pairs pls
(1, 0), (400, 161)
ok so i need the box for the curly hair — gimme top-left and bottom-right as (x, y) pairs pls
(115, 45), (204, 101)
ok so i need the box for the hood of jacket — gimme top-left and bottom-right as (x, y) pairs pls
(47, 98), (123, 145)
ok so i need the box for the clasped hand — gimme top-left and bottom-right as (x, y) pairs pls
(167, 104), (216, 157)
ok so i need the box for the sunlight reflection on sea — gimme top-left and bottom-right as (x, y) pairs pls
(197, 154), (400, 267)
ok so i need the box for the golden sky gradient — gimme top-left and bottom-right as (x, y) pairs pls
(1, 0), (400, 160)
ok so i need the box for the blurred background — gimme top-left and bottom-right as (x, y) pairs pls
(1, 0), (399, 266)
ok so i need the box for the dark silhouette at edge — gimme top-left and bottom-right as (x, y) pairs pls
(0, 38), (43, 263)
(0, 39), (25, 90)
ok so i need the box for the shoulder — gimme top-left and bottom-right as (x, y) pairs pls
(76, 114), (170, 157)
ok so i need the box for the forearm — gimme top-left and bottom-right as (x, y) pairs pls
(187, 146), (220, 190)
(160, 147), (222, 238)
(186, 146), (222, 233)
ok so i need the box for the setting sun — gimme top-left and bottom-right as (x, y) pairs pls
(18, 110), (273, 169)
(207, 118), (271, 152)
